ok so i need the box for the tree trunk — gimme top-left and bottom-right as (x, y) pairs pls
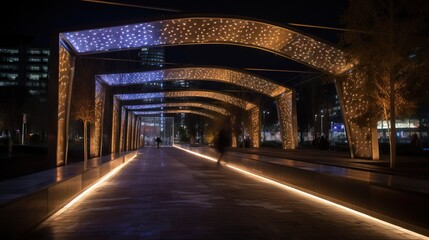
(84, 120), (88, 170)
(388, 1), (396, 168)
(389, 79), (397, 168)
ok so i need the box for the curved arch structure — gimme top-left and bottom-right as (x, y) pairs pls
(135, 110), (219, 120)
(62, 17), (352, 75)
(53, 16), (376, 167)
(115, 91), (256, 110)
(124, 102), (230, 116)
(98, 67), (288, 97)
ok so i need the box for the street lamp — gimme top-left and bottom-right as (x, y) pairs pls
(263, 110), (270, 142)
(22, 113), (28, 145)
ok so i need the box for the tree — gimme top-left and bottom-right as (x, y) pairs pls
(71, 63), (95, 170)
(340, 0), (429, 167)
(203, 119), (218, 145)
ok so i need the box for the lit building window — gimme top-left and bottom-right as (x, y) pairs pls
(27, 73), (41, 80)
(0, 65), (18, 70)
(0, 73), (18, 80)
(28, 57), (42, 63)
(28, 49), (41, 54)
(28, 65), (41, 71)
(0, 49), (19, 54)
(6, 57), (19, 62)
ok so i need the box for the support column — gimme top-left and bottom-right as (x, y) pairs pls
(131, 115), (136, 150)
(90, 80), (106, 158)
(276, 90), (298, 149)
(101, 85), (113, 156)
(249, 106), (260, 148)
(111, 97), (120, 153)
(55, 44), (75, 166)
(335, 76), (379, 159)
(119, 107), (126, 153)
(137, 118), (142, 148)
(126, 112), (132, 151)
(230, 115), (237, 147)
(141, 121), (146, 147)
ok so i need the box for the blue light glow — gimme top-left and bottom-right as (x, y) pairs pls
(61, 17), (353, 75)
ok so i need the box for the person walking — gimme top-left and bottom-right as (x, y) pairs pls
(155, 137), (162, 149)
(216, 128), (230, 166)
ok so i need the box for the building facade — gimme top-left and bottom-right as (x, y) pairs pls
(0, 47), (49, 102)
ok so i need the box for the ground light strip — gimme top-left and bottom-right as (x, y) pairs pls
(48, 154), (138, 218)
(173, 145), (429, 239)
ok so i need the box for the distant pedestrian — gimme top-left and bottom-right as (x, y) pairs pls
(410, 134), (421, 150)
(155, 137), (162, 148)
(216, 128), (231, 166)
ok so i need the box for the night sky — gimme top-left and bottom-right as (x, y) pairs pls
(1, 0), (349, 90)
(2, 0), (348, 44)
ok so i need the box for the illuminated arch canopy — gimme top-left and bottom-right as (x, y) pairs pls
(135, 110), (218, 120)
(124, 102), (230, 116)
(62, 17), (353, 75)
(115, 90), (256, 110)
(98, 67), (288, 97)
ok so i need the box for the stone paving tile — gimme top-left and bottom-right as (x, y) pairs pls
(26, 147), (427, 240)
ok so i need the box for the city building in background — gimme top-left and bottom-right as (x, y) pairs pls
(0, 47), (49, 102)
(138, 47), (165, 67)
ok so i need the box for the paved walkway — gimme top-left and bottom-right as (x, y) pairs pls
(27, 147), (425, 239)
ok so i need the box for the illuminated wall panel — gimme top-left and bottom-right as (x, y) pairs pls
(119, 107), (126, 152)
(56, 45), (75, 166)
(111, 97), (120, 153)
(335, 76), (379, 159)
(62, 17), (352, 75)
(91, 80), (106, 157)
(126, 112), (132, 151)
(276, 90), (298, 149)
(250, 107), (260, 147)
(230, 115), (237, 148)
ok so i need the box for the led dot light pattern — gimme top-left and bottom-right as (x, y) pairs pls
(93, 80), (106, 157)
(57, 45), (74, 166)
(62, 17), (352, 75)
(115, 91), (256, 110)
(124, 102), (230, 116)
(134, 110), (218, 120)
(276, 91), (297, 149)
(98, 67), (288, 97)
(340, 73), (373, 158)
(250, 106), (260, 147)
(111, 98), (120, 153)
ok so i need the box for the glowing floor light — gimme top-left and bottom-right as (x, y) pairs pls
(173, 145), (429, 239)
(49, 154), (138, 218)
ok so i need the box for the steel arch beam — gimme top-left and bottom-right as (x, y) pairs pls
(61, 17), (352, 75)
(124, 102), (231, 116)
(134, 110), (219, 120)
(98, 67), (289, 98)
(114, 90), (256, 110)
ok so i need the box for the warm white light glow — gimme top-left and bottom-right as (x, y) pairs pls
(98, 67), (288, 97)
(62, 17), (352, 75)
(48, 154), (137, 218)
(116, 90), (256, 110)
(173, 145), (429, 239)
